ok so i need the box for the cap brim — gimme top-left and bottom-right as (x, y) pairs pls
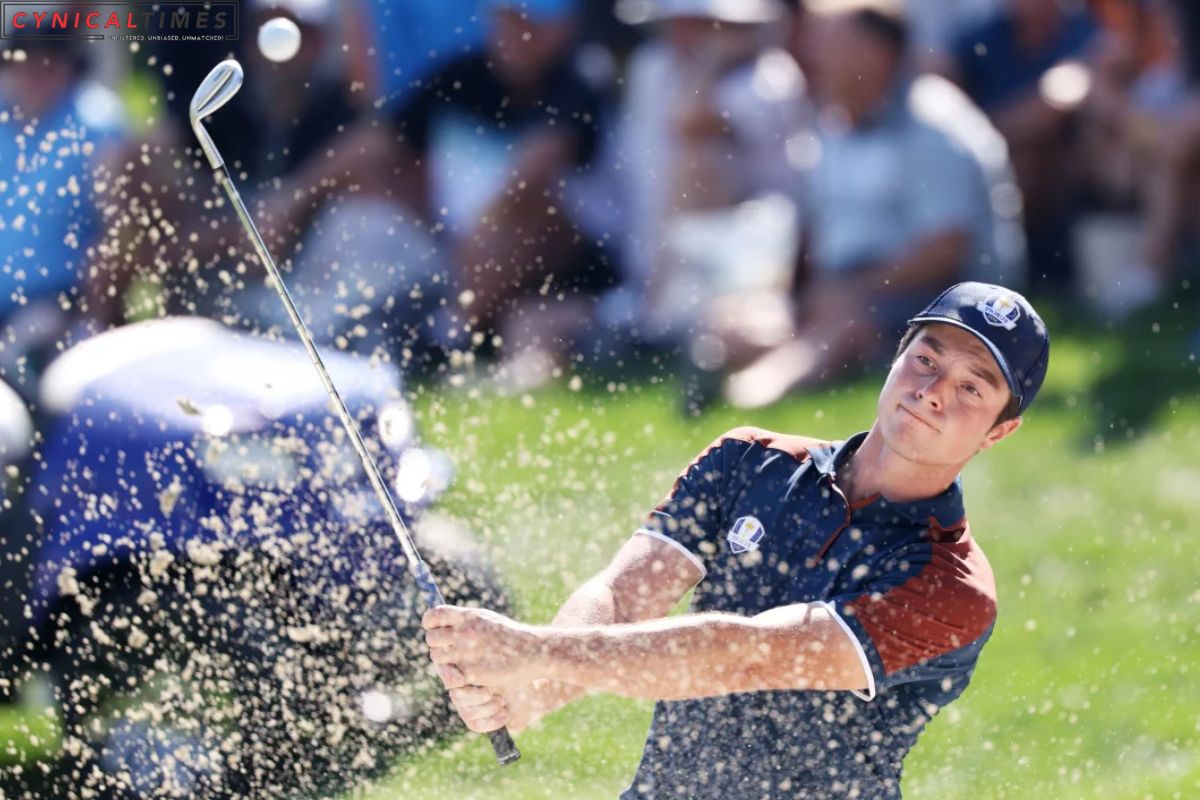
(907, 315), (1024, 410)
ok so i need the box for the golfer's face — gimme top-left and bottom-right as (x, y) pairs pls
(879, 324), (1013, 466)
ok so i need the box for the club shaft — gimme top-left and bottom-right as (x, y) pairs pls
(211, 165), (520, 765)
(214, 168), (431, 590)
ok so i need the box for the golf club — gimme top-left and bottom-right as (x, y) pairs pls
(189, 59), (520, 767)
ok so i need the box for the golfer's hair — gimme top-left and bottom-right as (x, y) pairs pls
(894, 324), (1021, 426)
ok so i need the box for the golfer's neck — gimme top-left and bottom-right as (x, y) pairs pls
(838, 426), (961, 506)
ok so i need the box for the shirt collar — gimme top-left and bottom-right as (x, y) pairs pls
(808, 431), (966, 530)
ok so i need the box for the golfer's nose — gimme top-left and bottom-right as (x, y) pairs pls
(915, 376), (945, 410)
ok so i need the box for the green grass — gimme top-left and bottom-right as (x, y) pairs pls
(359, 298), (1200, 799)
(0, 699), (61, 769)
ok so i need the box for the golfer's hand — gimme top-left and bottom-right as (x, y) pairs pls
(494, 682), (548, 735)
(422, 606), (546, 704)
(429, 678), (547, 734)
(441, 683), (511, 734)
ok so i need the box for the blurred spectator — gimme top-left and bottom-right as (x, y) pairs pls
(242, 0), (358, 185)
(347, 0), (487, 107)
(724, 0), (1003, 409)
(905, 0), (999, 67)
(1176, 0), (1200, 295)
(1075, 0), (1200, 317)
(213, 0), (422, 354)
(562, 0), (808, 390)
(398, 0), (609, 338)
(940, 0), (1100, 288)
(577, 0), (647, 59)
(344, 0), (639, 111)
(264, 0), (611, 373)
(1177, 0), (1200, 83)
(0, 39), (125, 396)
(92, 0), (449, 365)
(94, 0), (350, 322)
(944, 0), (1098, 116)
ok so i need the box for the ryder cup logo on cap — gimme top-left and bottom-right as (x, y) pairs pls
(727, 516), (766, 554)
(909, 282), (1051, 415)
(976, 294), (1021, 330)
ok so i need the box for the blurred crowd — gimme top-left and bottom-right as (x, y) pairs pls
(2, 0), (1199, 412)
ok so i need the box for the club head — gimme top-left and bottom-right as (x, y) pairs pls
(189, 59), (244, 124)
(190, 59), (243, 171)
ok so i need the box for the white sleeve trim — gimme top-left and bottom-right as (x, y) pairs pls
(632, 528), (707, 581)
(816, 600), (877, 702)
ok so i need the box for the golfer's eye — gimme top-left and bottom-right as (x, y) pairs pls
(915, 355), (934, 369)
(963, 383), (981, 398)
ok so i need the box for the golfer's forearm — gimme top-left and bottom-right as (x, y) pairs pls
(538, 605), (865, 700)
(527, 536), (704, 712)
(539, 613), (773, 699)
(530, 577), (626, 714)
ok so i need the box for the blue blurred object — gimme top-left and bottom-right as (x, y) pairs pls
(367, 0), (583, 105)
(0, 81), (126, 322)
(28, 317), (422, 623)
(366, 0), (487, 104)
(18, 317), (502, 797)
(100, 719), (220, 798)
(950, 8), (1097, 113)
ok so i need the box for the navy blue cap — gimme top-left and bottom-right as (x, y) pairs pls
(908, 282), (1049, 414)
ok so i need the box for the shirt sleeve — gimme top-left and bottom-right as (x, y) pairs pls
(826, 537), (997, 702)
(633, 429), (756, 578)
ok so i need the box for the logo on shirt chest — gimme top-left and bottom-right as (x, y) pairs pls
(727, 516), (766, 554)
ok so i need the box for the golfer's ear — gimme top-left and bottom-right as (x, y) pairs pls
(979, 416), (1021, 452)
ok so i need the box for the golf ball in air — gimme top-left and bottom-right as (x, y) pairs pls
(258, 17), (301, 63)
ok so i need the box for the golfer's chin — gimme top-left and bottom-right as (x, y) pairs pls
(882, 409), (941, 457)
(887, 406), (932, 437)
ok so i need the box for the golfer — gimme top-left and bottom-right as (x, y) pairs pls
(423, 281), (1050, 798)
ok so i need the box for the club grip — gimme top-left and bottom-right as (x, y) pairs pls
(489, 727), (521, 765)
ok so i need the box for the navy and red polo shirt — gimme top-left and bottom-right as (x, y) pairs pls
(623, 427), (997, 800)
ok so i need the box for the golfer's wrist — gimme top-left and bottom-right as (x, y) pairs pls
(530, 677), (586, 714)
